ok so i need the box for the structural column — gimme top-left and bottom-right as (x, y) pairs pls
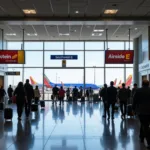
(133, 38), (139, 86)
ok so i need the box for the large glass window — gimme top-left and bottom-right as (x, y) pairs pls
(24, 42), (43, 50)
(24, 51), (43, 67)
(86, 68), (104, 86)
(126, 68), (133, 85)
(85, 42), (104, 50)
(65, 42), (84, 50)
(106, 42), (124, 50)
(44, 42), (63, 50)
(7, 42), (22, 50)
(85, 52), (104, 67)
(105, 68), (124, 85)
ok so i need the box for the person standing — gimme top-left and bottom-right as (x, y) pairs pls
(34, 86), (40, 104)
(14, 82), (26, 121)
(24, 79), (34, 119)
(100, 84), (108, 118)
(86, 89), (89, 101)
(59, 86), (65, 105)
(89, 87), (93, 102)
(52, 85), (59, 104)
(133, 80), (150, 148)
(0, 86), (6, 103)
(79, 86), (83, 99)
(7, 85), (13, 102)
(118, 83), (129, 119)
(66, 88), (70, 100)
(73, 86), (78, 101)
(107, 81), (117, 120)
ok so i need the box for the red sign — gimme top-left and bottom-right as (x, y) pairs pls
(105, 50), (134, 64)
(0, 50), (25, 64)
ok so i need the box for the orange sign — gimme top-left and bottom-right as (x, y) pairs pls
(0, 50), (25, 64)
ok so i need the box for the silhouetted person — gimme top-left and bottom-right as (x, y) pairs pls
(73, 86), (78, 101)
(0, 86), (6, 104)
(86, 89), (89, 101)
(24, 79), (34, 119)
(59, 86), (65, 105)
(79, 86), (83, 98)
(66, 88), (70, 100)
(7, 85), (13, 103)
(127, 86), (131, 98)
(118, 83), (129, 119)
(131, 83), (138, 104)
(133, 80), (150, 148)
(34, 86), (40, 104)
(14, 82), (26, 121)
(89, 87), (93, 102)
(100, 84), (108, 118)
(52, 85), (59, 104)
(107, 81), (117, 120)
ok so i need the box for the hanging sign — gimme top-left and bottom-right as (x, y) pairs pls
(51, 55), (78, 60)
(62, 60), (66, 68)
(0, 50), (25, 64)
(105, 50), (134, 64)
(5, 72), (20, 75)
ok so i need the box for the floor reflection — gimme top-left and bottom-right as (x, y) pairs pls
(0, 101), (146, 150)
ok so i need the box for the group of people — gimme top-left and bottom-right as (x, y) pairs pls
(52, 85), (94, 105)
(6, 80), (41, 121)
(100, 80), (150, 148)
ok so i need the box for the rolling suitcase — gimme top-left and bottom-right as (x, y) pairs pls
(31, 104), (38, 112)
(40, 101), (45, 108)
(0, 102), (4, 110)
(4, 108), (13, 121)
(127, 104), (134, 116)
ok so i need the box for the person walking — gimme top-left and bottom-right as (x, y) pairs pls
(34, 86), (40, 104)
(118, 83), (129, 119)
(24, 79), (34, 119)
(89, 87), (93, 102)
(107, 81), (117, 120)
(86, 89), (89, 101)
(100, 84), (108, 118)
(14, 82), (26, 121)
(72, 86), (78, 101)
(7, 85), (13, 103)
(59, 86), (65, 105)
(52, 85), (59, 104)
(133, 80), (150, 148)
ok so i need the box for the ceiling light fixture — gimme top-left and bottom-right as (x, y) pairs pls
(75, 10), (79, 14)
(59, 33), (70, 36)
(23, 9), (36, 14)
(94, 29), (104, 32)
(135, 28), (138, 30)
(104, 9), (118, 14)
(27, 33), (38, 36)
(92, 33), (102, 36)
(6, 33), (16, 36)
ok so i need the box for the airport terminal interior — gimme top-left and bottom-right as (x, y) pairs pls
(0, 0), (150, 149)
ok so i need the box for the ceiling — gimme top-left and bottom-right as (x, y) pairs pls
(0, 0), (150, 18)
(0, 0), (149, 40)
(0, 24), (145, 41)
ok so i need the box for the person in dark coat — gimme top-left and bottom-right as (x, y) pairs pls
(0, 86), (6, 103)
(7, 85), (13, 102)
(118, 83), (129, 119)
(14, 82), (26, 121)
(100, 84), (108, 118)
(133, 80), (150, 148)
(107, 81), (117, 120)
(24, 79), (34, 119)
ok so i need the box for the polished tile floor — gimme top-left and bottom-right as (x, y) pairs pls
(0, 101), (147, 150)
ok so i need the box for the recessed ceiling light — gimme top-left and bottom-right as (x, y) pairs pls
(94, 29), (104, 32)
(59, 33), (70, 36)
(92, 33), (95, 36)
(34, 33), (37, 36)
(74, 30), (77, 32)
(135, 28), (138, 30)
(75, 10), (79, 14)
(92, 33), (102, 36)
(6, 33), (16, 36)
(104, 9), (118, 14)
(23, 9), (36, 14)
(27, 33), (38, 36)
(99, 33), (102, 36)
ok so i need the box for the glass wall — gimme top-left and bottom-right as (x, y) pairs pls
(6, 41), (133, 99)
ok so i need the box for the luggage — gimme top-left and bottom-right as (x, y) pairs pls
(68, 96), (72, 101)
(127, 104), (134, 116)
(81, 96), (85, 102)
(12, 96), (16, 104)
(4, 108), (13, 121)
(114, 104), (119, 111)
(0, 102), (4, 110)
(40, 101), (45, 108)
(31, 104), (38, 112)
